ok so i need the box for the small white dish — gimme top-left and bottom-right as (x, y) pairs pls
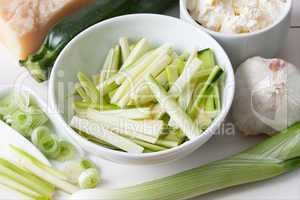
(180, 0), (293, 66)
(49, 14), (235, 165)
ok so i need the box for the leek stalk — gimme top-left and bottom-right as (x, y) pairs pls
(119, 37), (130, 63)
(146, 76), (202, 140)
(71, 122), (300, 200)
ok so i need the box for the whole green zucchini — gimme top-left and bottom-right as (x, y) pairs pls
(20, 0), (177, 82)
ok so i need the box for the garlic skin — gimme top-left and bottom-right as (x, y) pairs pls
(232, 57), (300, 135)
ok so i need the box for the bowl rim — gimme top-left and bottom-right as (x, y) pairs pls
(180, 0), (293, 38)
(49, 13), (235, 160)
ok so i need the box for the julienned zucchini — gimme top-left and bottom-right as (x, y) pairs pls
(20, 0), (177, 82)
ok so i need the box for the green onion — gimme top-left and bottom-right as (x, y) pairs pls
(79, 168), (100, 189)
(70, 122), (300, 200)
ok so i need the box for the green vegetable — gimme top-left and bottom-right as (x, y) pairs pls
(0, 158), (54, 197)
(0, 173), (46, 200)
(166, 65), (178, 87)
(20, 0), (177, 82)
(99, 46), (121, 82)
(132, 139), (167, 152)
(31, 126), (51, 146)
(197, 48), (215, 69)
(0, 94), (18, 116)
(38, 134), (61, 159)
(70, 116), (144, 153)
(189, 65), (224, 118)
(146, 75), (202, 140)
(92, 108), (152, 120)
(119, 38), (150, 70)
(10, 111), (33, 137)
(79, 168), (100, 189)
(116, 52), (172, 107)
(73, 101), (119, 111)
(77, 72), (101, 104)
(119, 37), (130, 63)
(70, 122), (300, 200)
(10, 145), (79, 194)
(62, 159), (98, 185)
(78, 109), (164, 138)
(55, 141), (76, 162)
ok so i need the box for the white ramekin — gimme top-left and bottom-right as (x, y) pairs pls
(180, 0), (293, 67)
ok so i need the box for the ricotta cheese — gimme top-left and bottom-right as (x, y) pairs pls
(188, 0), (287, 34)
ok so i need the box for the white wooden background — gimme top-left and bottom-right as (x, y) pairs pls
(0, 1), (299, 200)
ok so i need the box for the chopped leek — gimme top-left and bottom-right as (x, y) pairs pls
(55, 141), (76, 162)
(38, 134), (60, 159)
(79, 168), (100, 189)
(10, 145), (79, 194)
(119, 37), (130, 63)
(168, 57), (202, 96)
(0, 173), (45, 199)
(146, 76), (202, 139)
(10, 111), (33, 138)
(189, 65), (224, 118)
(120, 38), (149, 70)
(62, 159), (98, 185)
(116, 53), (172, 107)
(0, 158), (54, 197)
(77, 72), (100, 104)
(166, 65), (178, 87)
(92, 108), (152, 120)
(77, 109), (163, 138)
(70, 116), (144, 153)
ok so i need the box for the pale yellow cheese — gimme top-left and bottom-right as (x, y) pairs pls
(0, 0), (93, 60)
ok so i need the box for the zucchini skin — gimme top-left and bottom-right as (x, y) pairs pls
(20, 0), (177, 82)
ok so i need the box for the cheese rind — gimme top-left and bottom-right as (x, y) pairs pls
(0, 0), (93, 59)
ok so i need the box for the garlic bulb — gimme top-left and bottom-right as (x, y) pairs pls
(232, 57), (300, 135)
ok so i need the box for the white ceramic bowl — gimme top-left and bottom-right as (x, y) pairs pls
(49, 14), (235, 165)
(180, 0), (293, 67)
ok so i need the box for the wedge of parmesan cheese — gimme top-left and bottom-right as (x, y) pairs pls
(0, 0), (93, 60)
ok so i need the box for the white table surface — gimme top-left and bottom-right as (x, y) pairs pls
(0, 2), (300, 200)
